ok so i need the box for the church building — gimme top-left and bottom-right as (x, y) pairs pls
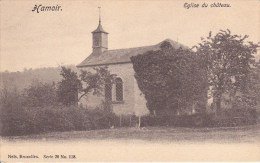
(77, 16), (188, 117)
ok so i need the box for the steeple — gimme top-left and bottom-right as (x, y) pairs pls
(92, 7), (108, 54)
(99, 6), (101, 24)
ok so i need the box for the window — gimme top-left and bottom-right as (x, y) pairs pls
(105, 79), (112, 101)
(115, 78), (123, 101)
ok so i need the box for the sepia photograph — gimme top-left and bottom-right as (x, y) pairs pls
(0, 0), (260, 162)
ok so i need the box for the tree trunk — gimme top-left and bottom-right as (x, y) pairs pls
(74, 91), (78, 106)
(216, 94), (222, 115)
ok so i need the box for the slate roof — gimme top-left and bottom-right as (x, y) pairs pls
(92, 23), (108, 34)
(77, 39), (189, 67)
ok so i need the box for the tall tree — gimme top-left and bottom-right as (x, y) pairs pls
(23, 81), (58, 107)
(196, 30), (259, 114)
(57, 66), (116, 106)
(78, 67), (116, 102)
(57, 67), (81, 106)
(131, 41), (207, 115)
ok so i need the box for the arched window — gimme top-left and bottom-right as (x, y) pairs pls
(115, 78), (123, 101)
(105, 79), (112, 101)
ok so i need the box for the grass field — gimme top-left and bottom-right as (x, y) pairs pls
(3, 123), (260, 143)
(1, 124), (259, 162)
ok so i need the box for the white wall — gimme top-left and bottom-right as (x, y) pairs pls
(79, 63), (150, 116)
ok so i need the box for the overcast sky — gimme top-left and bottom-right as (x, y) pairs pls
(1, 0), (259, 72)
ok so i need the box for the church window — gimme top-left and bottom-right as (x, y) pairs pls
(105, 79), (112, 101)
(115, 78), (123, 101)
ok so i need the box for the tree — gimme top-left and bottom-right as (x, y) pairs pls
(57, 67), (82, 106)
(57, 66), (115, 106)
(131, 41), (207, 115)
(240, 60), (260, 109)
(78, 67), (116, 102)
(0, 86), (31, 136)
(23, 81), (58, 107)
(196, 29), (259, 114)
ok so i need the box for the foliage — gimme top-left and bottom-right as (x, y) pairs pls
(78, 67), (116, 101)
(57, 66), (82, 106)
(23, 81), (58, 107)
(211, 108), (256, 127)
(87, 105), (117, 129)
(0, 79), (113, 136)
(243, 60), (260, 108)
(0, 106), (115, 136)
(0, 87), (33, 136)
(0, 87), (117, 136)
(57, 66), (115, 106)
(142, 113), (212, 127)
(195, 29), (259, 114)
(131, 41), (207, 114)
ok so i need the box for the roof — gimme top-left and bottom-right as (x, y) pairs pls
(92, 22), (108, 34)
(77, 39), (189, 67)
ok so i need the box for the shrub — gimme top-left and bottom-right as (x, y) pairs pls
(23, 81), (58, 107)
(0, 106), (36, 136)
(141, 114), (206, 127)
(211, 108), (257, 127)
(0, 83), (118, 136)
(88, 105), (117, 129)
(0, 102), (117, 136)
(0, 87), (33, 136)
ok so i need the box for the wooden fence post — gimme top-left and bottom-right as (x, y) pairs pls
(138, 116), (141, 128)
(119, 115), (122, 127)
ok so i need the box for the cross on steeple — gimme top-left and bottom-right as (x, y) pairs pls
(98, 6), (101, 24)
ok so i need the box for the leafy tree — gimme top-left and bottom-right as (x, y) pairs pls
(239, 60), (260, 109)
(57, 66), (115, 106)
(57, 67), (82, 106)
(0, 87), (22, 111)
(131, 41), (207, 115)
(253, 61), (260, 104)
(78, 67), (116, 101)
(23, 81), (58, 107)
(196, 29), (259, 114)
(0, 87), (31, 136)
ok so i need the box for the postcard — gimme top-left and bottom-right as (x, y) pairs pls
(0, 0), (259, 162)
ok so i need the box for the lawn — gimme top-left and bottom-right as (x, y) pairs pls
(3, 123), (260, 143)
(1, 124), (259, 162)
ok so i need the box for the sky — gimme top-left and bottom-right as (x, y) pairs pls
(1, 0), (259, 72)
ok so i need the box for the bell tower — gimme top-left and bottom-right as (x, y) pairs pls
(92, 7), (108, 54)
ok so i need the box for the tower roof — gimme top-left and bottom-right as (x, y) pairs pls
(92, 7), (108, 34)
(92, 22), (108, 34)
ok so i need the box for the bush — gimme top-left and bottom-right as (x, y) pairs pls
(0, 83), (118, 136)
(0, 87), (33, 136)
(0, 106), (36, 136)
(211, 108), (257, 127)
(23, 81), (58, 107)
(0, 101), (117, 136)
(88, 102), (117, 129)
(141, 113), (212, 127)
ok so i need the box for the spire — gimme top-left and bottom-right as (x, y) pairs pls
(92, 6), (108, 34)
(98, 6), (101, 24)
(92, 6), (108, 53)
